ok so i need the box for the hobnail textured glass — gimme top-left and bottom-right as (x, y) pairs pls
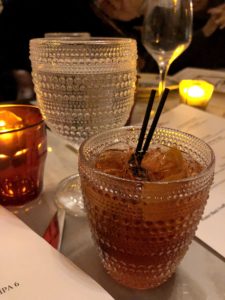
(44, 32), (91, 38)
(79, 126), (215, 289)
(30, 38), (137, 147)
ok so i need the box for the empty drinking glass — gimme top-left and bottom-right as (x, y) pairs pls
(142, 0), (193, 95)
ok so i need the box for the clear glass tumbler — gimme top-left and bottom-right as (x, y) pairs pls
(79, 126), (215, 289)
(29, 37), (137, 216)
(30, 37), (137, 149)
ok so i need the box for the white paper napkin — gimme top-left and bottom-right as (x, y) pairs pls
(0, 206), (113, 300)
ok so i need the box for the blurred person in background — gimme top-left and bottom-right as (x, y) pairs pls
(0, 0), (225, 102)
(0, 0), (137, 102)
(96, 0), (225, 73)
(0, 0), (147, 102)
(0, 0), (115, 102)
(169, 0), (225, 74)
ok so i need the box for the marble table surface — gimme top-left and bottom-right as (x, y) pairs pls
(15, 90), (225, 300)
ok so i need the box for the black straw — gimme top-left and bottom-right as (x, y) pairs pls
(135, 89), (156, 155)
(142, 88), (170, 156)
(129, 88), (170, 177)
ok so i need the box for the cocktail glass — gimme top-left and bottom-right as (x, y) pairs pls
(79, 126), (215, 289)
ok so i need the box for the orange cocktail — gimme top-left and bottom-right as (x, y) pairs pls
(79, 126), (215, 289)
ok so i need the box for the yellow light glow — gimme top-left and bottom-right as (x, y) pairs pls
(170, 44), (186, 64)
(187, 85), (205, 98)
(14, 148), (28, 157)
(0, 111), (23, 133)
(8, 189), (14, 196)
(179, 80), (214, 108)
(0, 132), (14, 143)
(0, 154), (8, 159)
(22, 186), (27, 193)
(47, 146), (53, 152)
(0, 120), (6, 127)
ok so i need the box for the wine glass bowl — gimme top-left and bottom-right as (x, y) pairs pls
(142, 0), (193, 94)
(30, 37), (137, 149)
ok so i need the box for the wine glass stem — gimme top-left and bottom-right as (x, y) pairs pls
(159, 64), (169, 96)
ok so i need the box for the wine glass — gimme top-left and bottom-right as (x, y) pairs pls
(29, 37), (137, 216)
(142, 0), (193, 95)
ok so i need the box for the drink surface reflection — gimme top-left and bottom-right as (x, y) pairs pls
(79, 126), (215, 289)
(0, 105), (47, 206)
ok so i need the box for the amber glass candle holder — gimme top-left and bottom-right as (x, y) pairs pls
(0, 105), (47, 206)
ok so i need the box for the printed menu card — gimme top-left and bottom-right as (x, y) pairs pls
(0, 206), (113, 299)
(160, 104), (225, 258)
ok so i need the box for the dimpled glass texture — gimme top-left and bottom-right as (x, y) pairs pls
(29, 38), (137, 147)
(79, 127), (215, 290)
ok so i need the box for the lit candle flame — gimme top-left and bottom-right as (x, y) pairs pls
(187, 85), (205, 98)
(179, 80), (214, 108)
(0, 111), (23, 133)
